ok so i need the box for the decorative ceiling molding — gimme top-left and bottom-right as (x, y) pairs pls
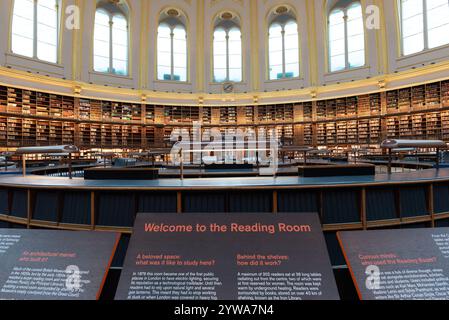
(210, 0), (244, 7)
(2, 61), (449, 106)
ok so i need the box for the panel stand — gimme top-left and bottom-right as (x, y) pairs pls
(436, 148), (440, 170)
(22, 156), (26, 177)
(180, 149), (184, 180)
(68, 153), (73, 180)
(388, 148), (392, 175)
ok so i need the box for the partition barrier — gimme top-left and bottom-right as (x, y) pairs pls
(1, 178), (449, 268)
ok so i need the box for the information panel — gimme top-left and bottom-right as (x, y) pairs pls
(115, 212), (339, 300)
(0, 229), (119, 300)
(338, 228), (449, 300)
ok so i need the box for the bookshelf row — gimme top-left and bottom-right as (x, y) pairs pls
(386, 82), (447, 113)
(0, 79), (449, 148)
(0, 119), (296, 148)
(385, 112), (449, 140)
(1, 113), (449, 148)
(0, 118), (153, 148)
(1, 80), (449, 125)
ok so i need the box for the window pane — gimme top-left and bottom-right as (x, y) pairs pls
(330, 39), (345, 56)
(37, 0), (57, 27)
(329, 12), (345, 42)
(228, 27), (242, 81)
(158, 66), (171, 81)
(269, 64), (283, 80)
(347, 2), (363, 19)
(37, 43), (57, 63)
(284, 32), (299, 50)
(228, 27), (241, 40)
(37, 0), (58, 63)
(284, 21), (298, 37)
(428, 24), (449, 48)
(228, 41), (241, 56)
(12, 16), (34, 40)
(94, 10), (110, 72)
(348, 50), (364, 68)
(403, 33), (425, 54)
(402, 14), (424, 37)
(157, 24), (172, 80)
(214, 68), (227, 83)
(112, 43), (127, 61)
(229, 53), (242, 68)
(213, 29), (227, 54)
(12, 36), (34, 58)
(173, 30), (187, 69)
(158, 52), (171, 67)
(284, 20), (299, 76)
(112, 15), (128, 45)
(329, 9), (345, 71)
(229, 68), (242, 82)
(173, 53), (186, 68)
(158, 37), (171, 53)
(157, 23), (188, 82)
(285, 48), (299, 66)
(214, 39), (227, 54)
(402, 0), (423, 18)
(174, 26), (186, 38)
(347, 3), (365, 68)
(284, 20), (299, 58)
(94, 56), (109, 73)
(329, 23), (344, 42)
(113, 45), (127, 73)
(214, 54), (227, 68)
(229, 28), (242, 55)
(348, 34), (364, 52)
(11, 0), (34, 57)
(173, 26), (187, 81)
(174, 67), (187, 82)
(113, 59), (127, 75)
(427, 2), (449, 29)
(173, 38), (187, 54)
(213, 28), (227, 81)
(158, 24), (171, 37)
(270, 51), (283, 66)
(401, 0), (424, 55)
(426, 0), (449, 48)
(269, 23), (283, 80)
(330, 54), (345, 72)
(285, 63), (299, 78)
(112, 14), (128, 75)
(94, 40), (109, 58)
(347, 7), (364, 37)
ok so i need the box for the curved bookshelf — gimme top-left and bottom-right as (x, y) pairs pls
(1, 79), (449, 151)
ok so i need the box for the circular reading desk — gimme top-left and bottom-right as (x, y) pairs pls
(1, 167), (449, 269)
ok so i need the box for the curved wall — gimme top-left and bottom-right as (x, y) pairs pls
(1, 0), (449, 105)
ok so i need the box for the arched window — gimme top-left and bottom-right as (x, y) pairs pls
(11, 0), (60, 63)
(399, 0), (449, 56)
(157, 9), (188, 82)
(268, 6), (300, 80)
(93, 1), (129, 76)
(213, 12), (242, 83)
(328, 1), (365, 72)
